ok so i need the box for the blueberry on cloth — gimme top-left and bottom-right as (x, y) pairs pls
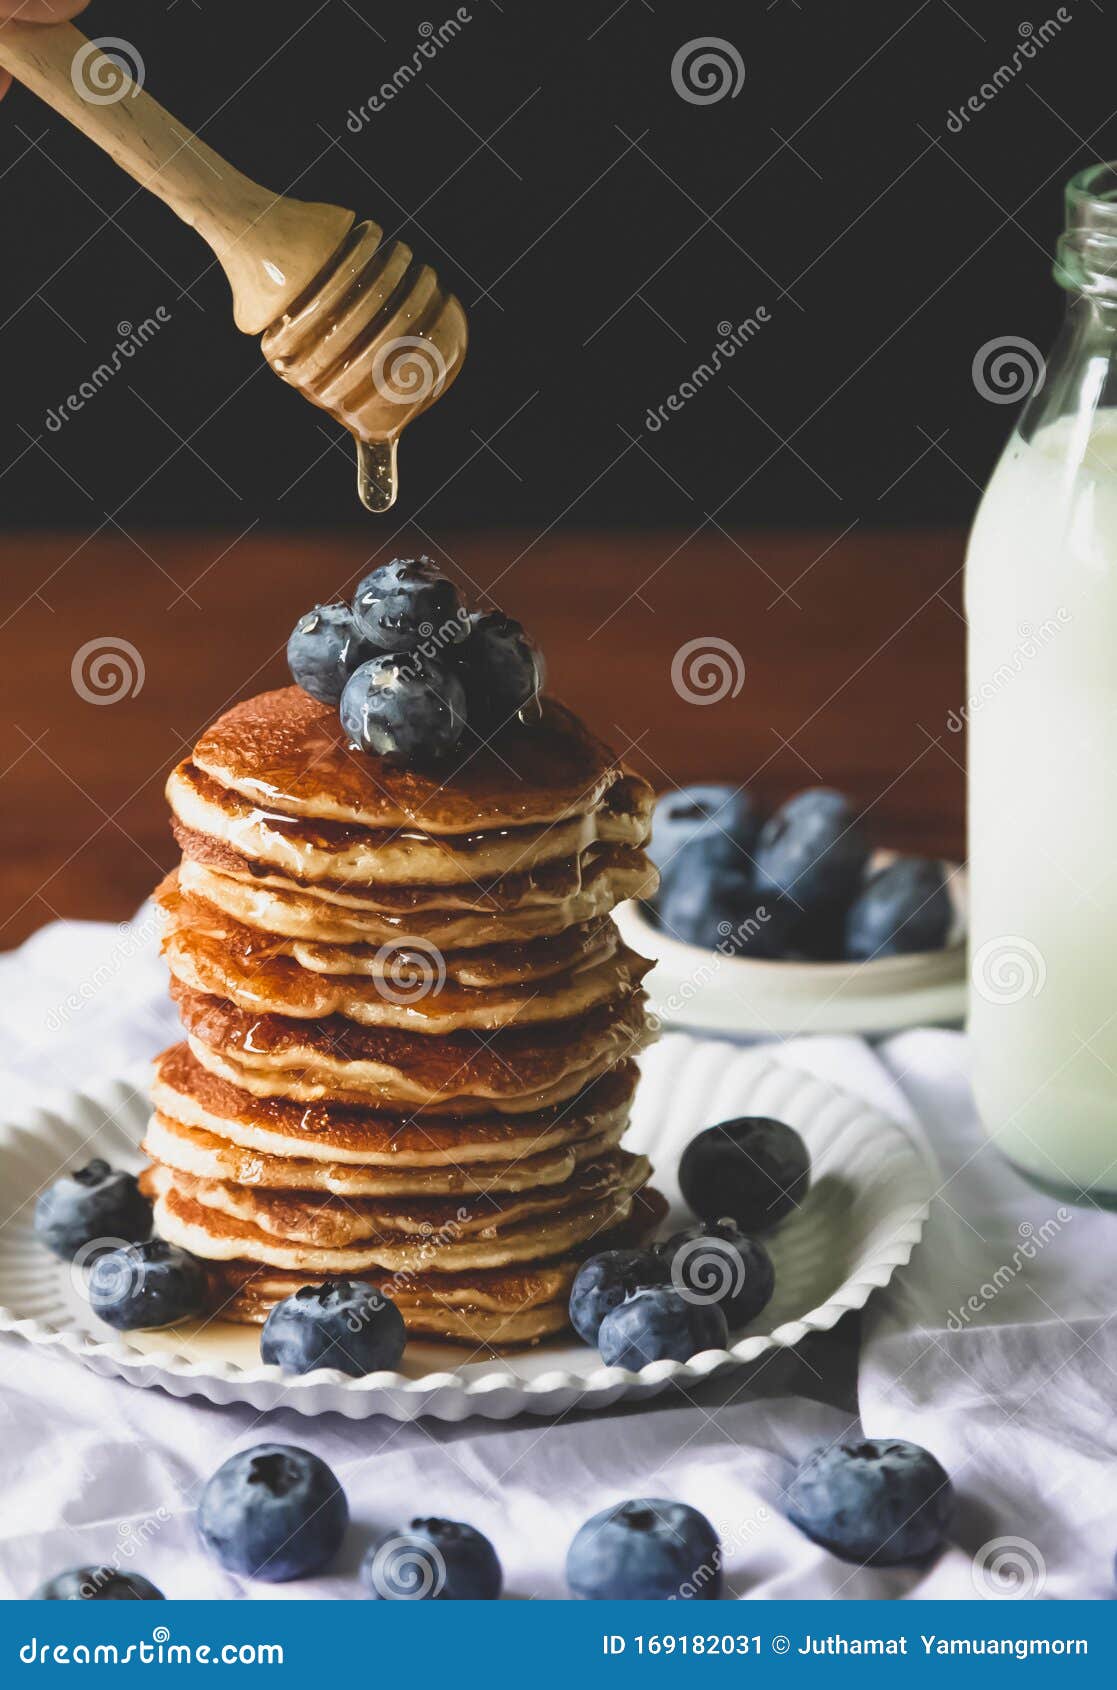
(261, 1279), (405, 1376)
(785, 1438), (954, 1565)
(678, 1116), (810, 1231)
(568, 1248), (665, 1345)
(657, 1219), (775, 1329)
(567, 1498), (721, 1600)
(198, 1444), (348, 1582)
(34, 1159), (151, 1262)
(363, 1518), (502, 1600)
(597, 1285), (728, 1368)
(35, 1568), (163, 1600)
(87, 1239), (206, 1330)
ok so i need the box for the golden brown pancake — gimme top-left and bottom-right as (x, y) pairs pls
(172, 980), (653, 1110)
(143, 1109), (629, 1196)
(167, 760), (648, 887)
(189, 687), (654, 832)
(153, 1178), (642, 1273)
(143, 1149), (649, 1250)
(177, 854), (655, 948)
(158, 884), (651, 1034)
(159, 875), (618, 987)
(205, 1187), (669, 1343)
(150, 1043), (639, 1167)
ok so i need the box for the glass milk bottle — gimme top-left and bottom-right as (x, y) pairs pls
(966, 163), (1117, 1206)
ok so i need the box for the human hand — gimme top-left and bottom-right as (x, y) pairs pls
(0, 1), (92, 100)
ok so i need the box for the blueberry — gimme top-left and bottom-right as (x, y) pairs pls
(657, 1220), (775, 1329)
(87, 1239), (207, 1330)
(567, 1498), (721, 1600)
(352, 557), (466, 653)
(363, 1518), (502, 1600)
(679, 1117), (810, 1231)
(340, 652), (467, 765)
(198, 1444), (348, 1582)
(286, 602), (372, 705)
(34, 1160), (151, 1262)
(261, 1279), (405, 1377)
(649, 784), (758, 873)
(845, 857), (952, 961)
(35, 1568), (163, 1600)
(754, 789), (868, 911)
(460, 610), (545, 726)
(597, 1286), (728, 1368)
(568, 1249), (665, 1345)
(786, 1438), (954, 1566)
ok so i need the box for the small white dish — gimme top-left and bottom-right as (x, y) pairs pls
(0, 1036), (936, 1422)
(617, 855), (967, 1037)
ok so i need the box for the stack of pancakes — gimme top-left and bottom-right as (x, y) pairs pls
(144, 685), (662, 1347)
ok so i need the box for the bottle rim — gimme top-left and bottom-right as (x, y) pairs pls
(1056, 162), (1117, 297)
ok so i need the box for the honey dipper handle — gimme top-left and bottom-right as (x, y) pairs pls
(0, 23), (354, 331)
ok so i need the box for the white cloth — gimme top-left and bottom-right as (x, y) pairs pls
(0, 914), (1113, 1600)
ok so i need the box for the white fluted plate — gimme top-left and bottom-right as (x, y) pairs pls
(0, 1036), (935, 1422)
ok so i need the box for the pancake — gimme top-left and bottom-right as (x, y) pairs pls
(158, 883), (651, 1033)
(206, 1186), (670, 1344)
(153, 1178), (642, 1273)
(167, 760), (649, 887)
(142, 1109), (629, 1196)
(173, 981), (653, 1111)
(150, 1043), (639, 1168)
(189, 687), (655, 833)
(142, 1150), (650, 1250)
(159, 876), (618, 987)
(177, 854), (655, 948)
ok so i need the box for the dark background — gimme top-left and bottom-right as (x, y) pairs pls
(0, 0), (1112, 533)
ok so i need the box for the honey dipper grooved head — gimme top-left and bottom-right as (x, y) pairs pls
(260, 219), (467, 488)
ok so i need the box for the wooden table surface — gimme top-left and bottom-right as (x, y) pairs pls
(0, 529), (965, 949)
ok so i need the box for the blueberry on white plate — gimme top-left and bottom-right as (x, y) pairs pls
(754, 788), (868, 910)
(87, 1239), (207, 1330)
(678, 1116), (810, 1231)
(657, 1220), (775, 1329)
(34, 1159), (151, 1262)
(568, 1248), (665, 1345)
(597, 1285), (728, 1368)
(261, 1279), (405, 1377)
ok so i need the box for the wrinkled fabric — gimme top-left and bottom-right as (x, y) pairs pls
(0, 914), (1111, 1599)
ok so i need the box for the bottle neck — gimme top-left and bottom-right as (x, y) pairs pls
(1055, 162), (1117, 303)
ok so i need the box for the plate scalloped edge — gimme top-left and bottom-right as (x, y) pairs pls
(0, 1043), (938, 1421)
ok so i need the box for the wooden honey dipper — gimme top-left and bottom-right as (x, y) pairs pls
(0, 22), (467, 510)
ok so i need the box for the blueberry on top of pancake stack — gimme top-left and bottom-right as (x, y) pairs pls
(145, 558), (664, 1351)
